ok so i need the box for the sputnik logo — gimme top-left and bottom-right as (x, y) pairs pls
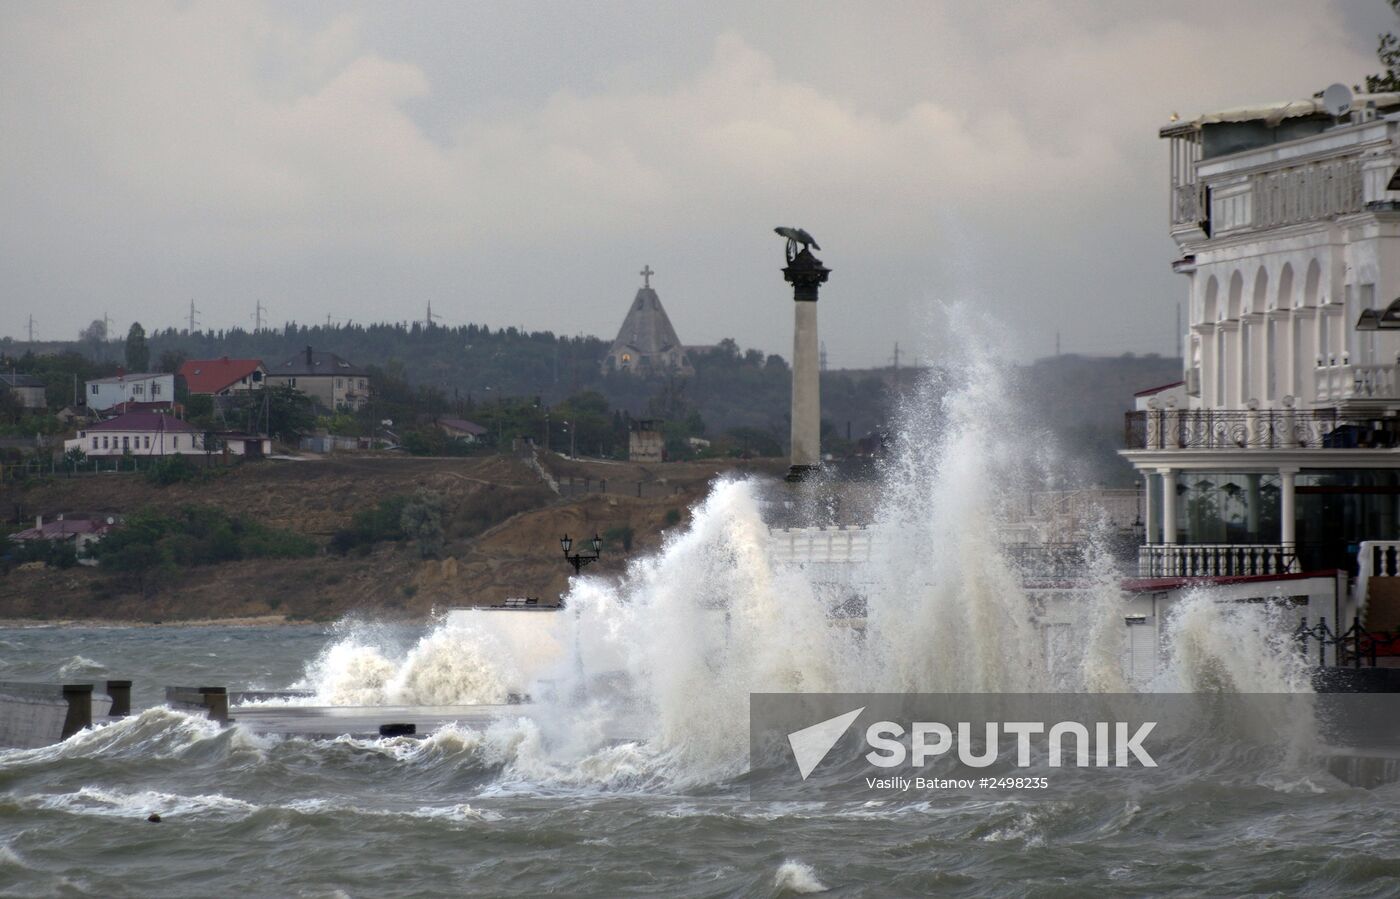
(787, 707), (864, 780)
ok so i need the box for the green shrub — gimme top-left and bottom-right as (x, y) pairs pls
(330, 495), (409, 555)
(93, 505), (316, 578)
(146, 455), (200, 486)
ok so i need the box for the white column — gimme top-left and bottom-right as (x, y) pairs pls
(1160, 468), (1178, 545)
(790, 300), (821, 470)
(1144, 472), (1159, 544)
(1280, 468), (1297, 570)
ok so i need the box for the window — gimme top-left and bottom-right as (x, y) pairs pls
(173, 436), (179, 449)
(133, 383), (144, 396)
(90, 384), (98, 395)
(144, 436), (150, 449)
(91, 436), (97, 449)
(122, 436), (129, 449)
(151, 382), (161, 397)
(102, 436), (109, 449)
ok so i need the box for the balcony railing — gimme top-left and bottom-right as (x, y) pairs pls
(1172, 182), (1205, 227)
(1138, 544), (1297, 578)
(1124, 408), (1351, 450)
(1250, 157), (1364, 230)
(1315, 364), (1400, 403)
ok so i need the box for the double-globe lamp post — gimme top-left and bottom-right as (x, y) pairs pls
(561, 533), (602, 575)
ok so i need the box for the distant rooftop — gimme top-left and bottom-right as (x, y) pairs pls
(83, 411), (198, 433)
(87, 372), (167, 385)
(271, 347), (364, 377)
(178, 357), (264, 394)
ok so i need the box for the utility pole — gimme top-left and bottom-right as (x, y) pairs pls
(188, 300), (199, 334)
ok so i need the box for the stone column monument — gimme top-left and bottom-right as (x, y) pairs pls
(776, 227), (830, 482)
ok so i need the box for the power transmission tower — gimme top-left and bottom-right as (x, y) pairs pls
(891, 342), (900, 370)
(26, 314), (35, 343)
(254, 299), (265, 331)
(188, 299), (200, 333)
(425, 300), (437, 328)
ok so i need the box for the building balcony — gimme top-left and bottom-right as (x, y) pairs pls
(1122, 408), (1379, 450)
(1315, 363), (1400, 403)
(1138, 544), (1297, 578)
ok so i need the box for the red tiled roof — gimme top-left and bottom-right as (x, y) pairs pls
(1133, 380), (1185, 397)
(83, 412), (199, 433)
(11, 519), (114, 541)
(178, 358), (264, 394)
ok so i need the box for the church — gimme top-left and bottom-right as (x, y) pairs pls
(602, 266), (695, 376)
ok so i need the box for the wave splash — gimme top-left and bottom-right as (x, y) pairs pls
(284, 310), (1312, 786)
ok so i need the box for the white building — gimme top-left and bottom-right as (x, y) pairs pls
(1123, 88), (1400, 640)
(84, 372), (174, 412)
(66, 411), (204, 456)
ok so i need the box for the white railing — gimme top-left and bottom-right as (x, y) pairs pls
(1138, 544), (1298, 578)
(1250, 157), (1364, 230)
(768, 526), (881, 565)
(1356, 540), (1400, 622)
(1314, 364), (1400, 402)
(1172, 182), (1204, 226)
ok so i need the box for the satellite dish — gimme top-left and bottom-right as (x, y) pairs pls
(106, 517), (115, 525)
(1322, 83), (1353, 118)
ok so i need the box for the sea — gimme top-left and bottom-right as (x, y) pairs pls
(5, 330), (1400, 897)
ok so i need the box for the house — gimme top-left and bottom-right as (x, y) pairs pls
(267, 346), (369, 411)
(438, 418), (488, 442)
(9, 514), (116, 565)
(214, 432), (273, 457)
(629, 419), (665, 463)
(0, 373), (46, 409)
(84, 372), (174, 412)
(178, 357), (267, 396)
(66, 411), (204, 456)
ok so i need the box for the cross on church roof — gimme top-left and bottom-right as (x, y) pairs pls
(640, 265), (654, 288)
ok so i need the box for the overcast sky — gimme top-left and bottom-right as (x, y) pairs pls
(1, 1), (1394, 367)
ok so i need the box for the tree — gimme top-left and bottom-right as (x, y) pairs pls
(400, 488), (446, 559)
(263, 384), (316, 441)
(158, 349), (187, 374)
(1366, 1), (1400, 93)
(125, 322), (149, 371)
(80, 319), (108, 358)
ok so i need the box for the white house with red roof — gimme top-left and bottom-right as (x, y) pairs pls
(10, 514), (117, 565)
(178, 357), (267, 396)
(65, 411), (205, 457)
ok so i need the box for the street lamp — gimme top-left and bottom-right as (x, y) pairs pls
(561, 532), (602, 575)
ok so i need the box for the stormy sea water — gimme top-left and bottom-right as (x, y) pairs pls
(6, 324), (1400, 896)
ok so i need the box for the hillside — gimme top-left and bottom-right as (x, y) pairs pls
(0, 453), (784, 622)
